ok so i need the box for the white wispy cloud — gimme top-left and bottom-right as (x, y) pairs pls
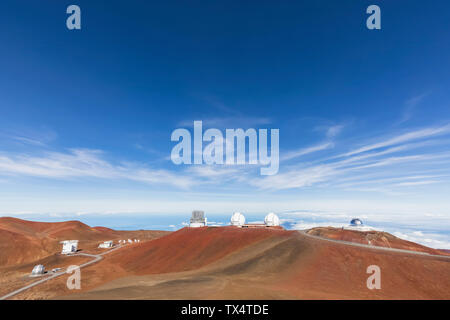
(250, 164), (337, 190)
(313, 123), (347, 139)
(251, 152), (450, 191)
(393, 231), (450, 249)
(399, 92), (430, 123)
(393, 180), (439, 187)
(0, 149), (196, 189)
(186, 165), (243, 179)
(281, 142), (334, 161)
(341, 124), (450, 157)
(0, 128), (57, 147)
(335, 174), (445, 188)
(2, 123), (450, 195)
(11, 136), (46, 146)
(251, 124), (450, 191)
(178, 117), (271, 128)
(326, 124), (345, 138)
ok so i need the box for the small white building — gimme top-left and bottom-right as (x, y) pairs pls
(98, 240), (113, 248)
(190, 210), (207, 227)
(60, 240), (78, 254)
(127, 239), (133, 243)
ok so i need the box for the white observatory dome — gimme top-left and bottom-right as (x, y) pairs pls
(230, 212), (246, 226)
(264, 212), (280, 226)
(31, 264), (45, 275)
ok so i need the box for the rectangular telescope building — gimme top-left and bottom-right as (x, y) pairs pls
(189, 210), (207, 227)
(60, 240), (78, 254)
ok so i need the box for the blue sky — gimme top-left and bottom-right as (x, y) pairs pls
(1, 1), (450, 243)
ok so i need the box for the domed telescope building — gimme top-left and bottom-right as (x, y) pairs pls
(344, 218), (374, 231)
(230, 212), (246, 226)
(189, 210), (207, 227)
(350, 218), (363, 226)
(31, 264), (45, 276)
(264, 212), (280, 227)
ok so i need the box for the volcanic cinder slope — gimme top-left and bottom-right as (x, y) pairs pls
(0, 217), (168, 297)
(2, 219), (449, 300)
(7, 225), (445, 300)
(0, 217), (168, 266)
(305, 227), (448, 255)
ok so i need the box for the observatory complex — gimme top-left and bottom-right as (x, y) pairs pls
(186, 211), (281, 229)
(229, 212), (281, 228)
(190, 210), (207, 227)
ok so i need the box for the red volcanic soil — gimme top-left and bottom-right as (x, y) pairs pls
(93, 226), (114, 232)
(2, 221), (449, 300)
(108, 226), (295, 274)
(0, 217), (169, 267)
(305, 227), (447, 255)
(0, 217), (109, 241)
(49, 226), (450, 300)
